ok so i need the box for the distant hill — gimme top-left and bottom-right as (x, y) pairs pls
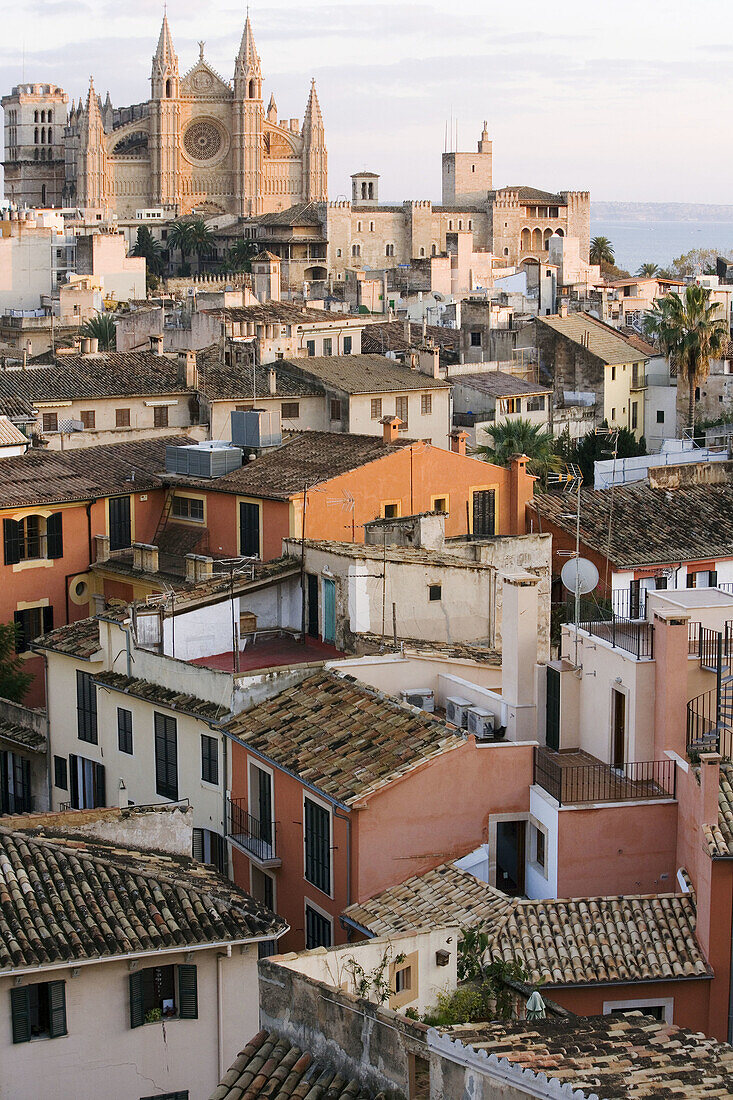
(593, 201), (733, 223)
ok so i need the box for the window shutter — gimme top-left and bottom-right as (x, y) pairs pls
(13, 611), (26, 655)
(3, 518), (20, 566)
(69, 754), (80, 809)
(192, 827), (203, 862)
(46, 512), (63, 559)
(710, 570), (718, 588)
(177, 964), (198, 1019)
(10, 986), (31, 1044)
(129, 971), (145, 1029)
(93, 762), (106, 808)
(42, 606), (54, 634)
(47, 980), (67, 1038)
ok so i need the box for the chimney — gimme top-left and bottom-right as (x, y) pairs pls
(150, 333), (164, 354)
(450, 429), (468, 456)
(195, 555), (214, 582)
(268, 366), (277, 396)
(132, 542), (159, 574)
(381, 415), (401, 444)
(185, 554), (198, 584)
(95, 534), (110, 563)
(559, 302), (568, 318)
(652, 609), (691, 758)
(177, 350), (198, 388)
(509, 453), (531, 536)
(81, 337), (91, 354)
(88, 337), (99, 354)
(501, 571), (539, 741)
(700, 753), (722, 828)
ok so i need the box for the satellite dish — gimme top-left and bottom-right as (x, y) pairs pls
(561, 557), (599, 595)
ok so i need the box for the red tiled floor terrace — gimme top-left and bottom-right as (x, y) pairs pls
(191, 634), (343, 673)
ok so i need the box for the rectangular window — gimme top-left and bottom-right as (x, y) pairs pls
(80, 410), (95, 429)
(370, 398), (382, 420)
(153, 405), (169, 428)
(251, 865), (274, 910)
(472, 489), (496, 537)
(11, 981), (67, 1043)
(470, 330), (482, 347)
(154, 712), (178, 800)
(4, 514), (62, 565)
(343, 336), (352, 354)
(382, 502), (399, 518)
(129, 964), (197, 1028)
(421, 394), (432, 416)
(76, 670), (98, 743)
(305, 904), (332, 949)
(527, 395), (545, 412)
(117, 707), (133, 755)
(534, 825), (546, 869)
(14, 605), (52, 653)
(502, 397), (520, 414)
(69, 754), (105, 809)
(330, 399), (341, 421)
(428, 584), (442, 602)
(323, 338), (333, 357)
(281, 402), (300, 420)
(1, 751), (31, 814)
(171, 496), (204, 522)
(395, 965), (412, 994)
(239, 501), (260, 558)
(611, 366), (616, 381)
(108, 495), (132, 551)
(116, 408), (131, 428)
(631, 401), (638, 430)
(656, 410), (665, 424)
(192, 827), (225, 872)
(54, 754), (67, 790)
(42, 412), (58, 433)
(201, 734), (218, 785)
(432, 497), (447, 513)
(306, 340), (316, 356)
(304, 797), (331, 894)
(395, 395), (409, 429)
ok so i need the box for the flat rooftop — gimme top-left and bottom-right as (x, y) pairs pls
(652, 588), (733, 610)
(191, 634), (342, 673)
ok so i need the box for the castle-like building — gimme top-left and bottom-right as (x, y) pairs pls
(1, 15), (327, 218)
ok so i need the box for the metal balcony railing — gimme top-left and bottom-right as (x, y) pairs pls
(226, 797), (279, 864)
(533, 747), (676, 806)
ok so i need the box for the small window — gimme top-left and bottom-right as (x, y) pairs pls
(281, 401), (300, 419)
(117, 707), (133, 755)
(343, 335), (352, 354)
(193, 828), (225, 872)
(76, 670), (98, 744)
(116, 408), (130, 428)
(656, 410), (665, 424)
(305, 905), (332, 949)
(611, 407), (616, 421)
(42, 412), (58, 433)
(336, 248), (342, 257)
(433, 497), (447, 513)
(171, 496), (205, 522)
(395, 395), (408, 429)
(330, 398), (341, 421)
(129, 964), (197, 1028)
(14, 605), (52, 652)
(428, 584), (442, 602)
(395, 965), (412, 993)
(470, 330), (482, 347)
(11, 981), (67, 1043)
(153, 405), (169, 428)
(54, 755), (67, 790)
(502, 397), (520, 415)
(534, 825), (546, 869)
(631, 401), (638, 430)
(421, 394), (432, 415)
(370, 398), (382, 420)
(356, 221), (362, 232)
(611, 366), (616, 381)
(526, 395), (545, 412)
(306, 340), (316, 356)
(201, 733), (218, 785)
(323, 338), (333, 357)
(80, 410), (95, 430)
(383, 503), (399, 518)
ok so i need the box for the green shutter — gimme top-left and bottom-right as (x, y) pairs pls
(46, 512), (63, 559)
(47, 980), (67, 1038)
(129, 971), (145, 1029)
(10, 986), (31, 1044)
(177, 964), (198, 1019)
(3, 518), (21, 566)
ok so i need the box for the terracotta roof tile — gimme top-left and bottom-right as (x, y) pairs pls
(0, 352), (189, 403)
(0, 717), (45, 754)
(223, 669), (464, 805)
(33, 617), (103, 659)
(93, 671), (231, 722)
(361, 322), (459, 356)
(0, 825), (286, 971)
(538, 312), (650, 365)
(283, 354), (451, 394)
(703, 763), (733, 857)
(0, 415), (29, 447)
(456, 372), (552, 398)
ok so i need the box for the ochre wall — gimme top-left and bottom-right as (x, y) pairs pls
(551, 978), (711, 1036)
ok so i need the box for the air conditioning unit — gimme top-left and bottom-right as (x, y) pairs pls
(446, 696), (473, 729)
(400, 688), (435, 713)
(467, 706), (498, 741)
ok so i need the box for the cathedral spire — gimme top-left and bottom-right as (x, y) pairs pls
(303, 78), (324, 134)
(302, 78), (327, 201)
(83, 77), (104, 135)
(154, 12), (177, 69)
(236, 12), (261, 75)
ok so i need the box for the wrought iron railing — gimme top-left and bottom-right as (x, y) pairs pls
(577, 611), (655, 659)
(226, 797), (278, 862)
(533, 747), (676, 806)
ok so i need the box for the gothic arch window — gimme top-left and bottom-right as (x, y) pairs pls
(249, 79), (255, 99)
(40, 128), (45, 144)
(34, 149), (38, 161)
(385, 243), (394, 257)
(40, 110), (45, 123)
(34, 127), (39, 144)
(47, 127), (52, 144)
(166, 78), (172, 98)
(432, 243), (437, 256)
(458, 220), (463, 230)
(352, 243), (361, 257)
(468, 219), (473, 230)
(556, 228), (564, 237)
(41, 185), (46, 205)
(34, 110), (38, 122)
(532, 228), (542, 251)
(544, 228), (553, 250)
(448, 220), (453, 231)
(47, 110), (52, 123)
(419, 247), (425, 257)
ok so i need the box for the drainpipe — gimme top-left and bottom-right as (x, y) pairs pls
(85, 498), (97, 567)
(729, 906), (733, 1044)
(42, 652), (52, 811)
(217, 944), (231, 1080)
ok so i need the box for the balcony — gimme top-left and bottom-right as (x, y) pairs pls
(568, 599), (655, 659)
(630, 369), (647, 391)
(226, 797), (281, 868)
(534, 747), (676, 806)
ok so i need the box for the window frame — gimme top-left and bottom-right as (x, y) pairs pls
(153, 404), (169, 428)
(329, 398), (342, 421)
(428, 584), (442, 602)
(201, 733), (219, 786)
(11, 980), (67, 1043)
(76, 670), (98, 744)
(303, 793), (332, 897)
(420, 393), (432, 416)
(129, 964), (198, 1028)
(115, 407), (131, 428)
(80, 410), (96, 430)
(304, 900), (333, 949)
(280, 401), (300, 420)
(395, 395), (409, 429)
(370, 397), (382, 420)
(117, 706), (133, 755)
(154, 711), (178, 801)
(171, 495), (205, 524)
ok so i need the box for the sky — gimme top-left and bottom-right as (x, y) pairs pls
(3, 0), (733, 204)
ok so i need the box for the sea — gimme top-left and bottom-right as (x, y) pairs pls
(590, 217), (733, 275)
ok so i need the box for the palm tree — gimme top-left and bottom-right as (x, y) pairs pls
(226, 237), (260, 273)
(80, 312), (116, 350)
(472, 418), (560, 484)
(129, 225), (164, 276)
(636, 262), (660, 278)
(645, 284), (729, 431)
(589, 236), (615, 266)
(167, 220), (198, 273)
(190, 218), (216, 270)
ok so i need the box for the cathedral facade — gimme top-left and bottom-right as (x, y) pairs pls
(2, 15), (327, 218)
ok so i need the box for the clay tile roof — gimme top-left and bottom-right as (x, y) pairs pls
(361, 322), (459, 356)
(0, 826), (286, 971)
(33, 616), (103, 659)
(223, 669), (464, 805)
(211, 1029), (382, 1100)
(438, 1015), (733, 1098)
(490, 893), (710, 986)
(195, 348), (320, 400)
(283, 354), (451, 393)
(0, 416), (29, 447)
(0, 717), (45, 754)
(531, 481), (733, 569)
(343, 861), (513, 936)
(251, 202), (324, 228)
(538, 312), (650, 365)
(497, 186), (566, 205)
(93, 671), (232, 723)
(207, 300), (337, 324)
(0, 352), (188, 403)
(456, 372), (552, 398)
(703, 763), (733, 857)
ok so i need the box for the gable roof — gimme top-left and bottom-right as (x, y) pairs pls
(0, 416), (29, 447)
(282, 354), (451, 394)
(211, 1028), (381, 1100)
(0, 823), (286, 972)
(456, 371), (552, 398)
(0, 352), (189, 404)
(251, 202), (325, 228)
(361, 322), (459, 356)
(223, 669), (464, 805)
(33, 617), (103, 659)
(496, 186), (566, 205)
(538, 312), (650, 365)
(207, 300), (339, 325)
(531, 481), (733, 569)
(195, 346), (321, 400)
(93, 671), (231, 723)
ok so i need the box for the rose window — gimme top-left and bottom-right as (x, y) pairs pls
(184, 121), (222, 161)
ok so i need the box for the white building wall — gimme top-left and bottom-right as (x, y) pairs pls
(526, 785), (559, 899)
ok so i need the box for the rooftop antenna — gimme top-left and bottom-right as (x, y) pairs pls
(548, 463), (585, 669)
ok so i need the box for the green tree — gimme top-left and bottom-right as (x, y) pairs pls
(472, 417), (560, 485)
(645, 284), (729, 432)
(129, 225), (164, 276)
(590, 236), (615, 266)
(669, 248), (732, 279)
(167, 219), (198, 273)
(636, 262), (660, 277)
(190, 218), (216, 269)
(225, 237), (260, 273)
(0, 623), (33, 702)
(554, 422), (647, 487)
(80, 312), (116, 350)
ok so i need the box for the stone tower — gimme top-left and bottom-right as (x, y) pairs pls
(442, 121), (493, 207)
(302, 79), (327, 202)
(233, 14), (263, 216)
(77, 77), (108, 211)
(149, 13), (180, 207)
(351, 171), (379, 206)
(1, 82), (68, 206)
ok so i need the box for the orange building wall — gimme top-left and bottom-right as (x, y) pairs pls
(551, 978), (711, 1035)
(556, 801), (678, 898)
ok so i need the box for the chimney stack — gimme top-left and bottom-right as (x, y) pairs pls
(450, 429), (468, 456)
(268, 366), (277, 395)
(381, 415), (401, 444)
(177, 350), (198, 388)
(150, 333), (164, 354)
(501, 571), (539, 741)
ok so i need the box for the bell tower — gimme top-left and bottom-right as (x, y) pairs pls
(150, 13), (180, 207)
(233, 14), (264, 215)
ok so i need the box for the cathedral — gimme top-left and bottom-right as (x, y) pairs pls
(1, 15), (327, 218)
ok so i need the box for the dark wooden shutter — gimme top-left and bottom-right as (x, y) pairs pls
(155, 713), (178, 800)
(69, 754), (80, 809)
(10, 986), (31, 1043)
(13, 610), (27, 654)
(109, 496), (132, 552)
(3, 518), (21, 566)
(42, 606), (54, 634)
(177, 965), (198, 1019)
(239, 502), (260, 558)
(46, 512), (63, 559)
(192, 827), (204, 862)
(710, 570), (718, 588)
(546, 665), (561, 751)
(472, 490), (496, 537)
(93, 762), (106, 808)
(54, 755), (68, 790)
(129, 971), (145, 1029)
(48, 980), (67, 1038)
(304, 798), (330, 893)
